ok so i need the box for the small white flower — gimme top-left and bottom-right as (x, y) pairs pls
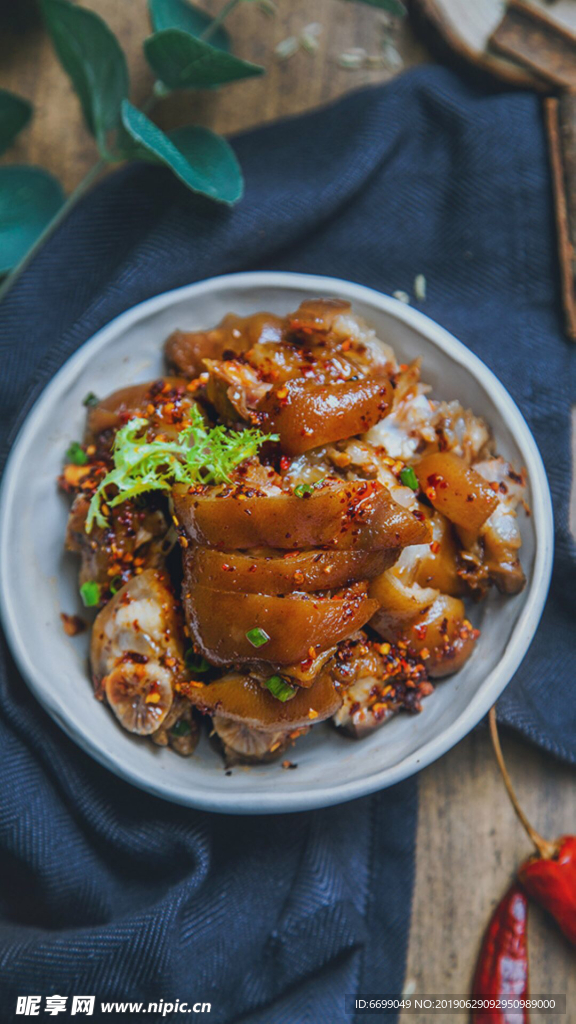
(275, 36), (299, 60)
(257, 0), (277, 15)
(301, 23), (323, 55)
(381, 42), (404, 71)
(414, 274), (427, 301)
(337, 48), (367, 70)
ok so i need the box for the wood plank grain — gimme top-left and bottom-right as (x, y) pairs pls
(400, 728), (576, 1022)
(408, 0), (543, 89)
(489, 0), (576, 91)
(545, 97), (576, 341)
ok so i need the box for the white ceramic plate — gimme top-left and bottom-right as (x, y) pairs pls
(0, 272), (554, 813)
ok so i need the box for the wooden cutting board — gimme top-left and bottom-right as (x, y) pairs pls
(409, 0), (576, 90)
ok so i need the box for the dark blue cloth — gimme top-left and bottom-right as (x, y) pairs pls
(0, 65), (575, 1022)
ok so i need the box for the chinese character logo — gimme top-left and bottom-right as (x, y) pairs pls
(16, 996), (42, 1016)
(45, 996), (68, 1016)
(71, 996), (95, 1016)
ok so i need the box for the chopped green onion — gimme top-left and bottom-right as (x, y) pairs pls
(82, 392), (99, 408)
(185, 650), (210, 673)
(293, 483), (313, 497)
(293, 476), (326, 498)
(109, 575), (123, 595)
(400, 466), (419, 491)
(79, 580), (100, 607)
(246, 627), (270, 648)
(66, 441), (88, 466)
(265, 675), (297, 702)
(170, 719), (191, 736)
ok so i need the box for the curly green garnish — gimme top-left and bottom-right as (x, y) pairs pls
(86, 406), (277, 534)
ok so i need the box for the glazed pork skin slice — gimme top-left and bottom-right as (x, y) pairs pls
(256, 376), (393, 456)
(165, 312), (283, 378)
(85, 377), (198, 448)
(415, 452), (498, 533)
(172, 479), (431, 551)
(183, 670), (342, 732)
(182, 581), (379, 666)
(183, 545), (399, 595)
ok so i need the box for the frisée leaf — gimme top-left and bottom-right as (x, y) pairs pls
(86, 406), (277, 533)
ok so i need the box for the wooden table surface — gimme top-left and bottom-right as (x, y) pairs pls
(1, 1), (574, 1016)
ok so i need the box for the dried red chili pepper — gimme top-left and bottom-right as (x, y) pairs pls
(471, 883), (529, 1023)
(489, 708), (576, 946)
(518, 837), (576, 945)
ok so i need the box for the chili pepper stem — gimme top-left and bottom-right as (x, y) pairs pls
(489, 706), (557, 860)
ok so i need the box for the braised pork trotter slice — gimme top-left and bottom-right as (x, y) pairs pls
(183, 581), (379, 666)
(165, 312), (283, 378)
(183, 545), (399, 594)
(415, 452), (498, 533)
(173, 480), (431, 551)
(184, 671), (342, 732)
(86, 377), (198, 448)
(91, 569), (186, 735)
(257, 376), (393, 456)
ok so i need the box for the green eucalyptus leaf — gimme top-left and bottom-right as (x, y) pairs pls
(0, 90), (32, 157)
(148, 0), (231, 52)
(344, 0), (406, 13)
(121, 101), (243, 205)
(40, 0), (129, 158)
(144, 29), (264, 90)
(0, 166), (64, 275)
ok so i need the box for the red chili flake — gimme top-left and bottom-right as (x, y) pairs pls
(221, 563), (235, 572)
(60, 613), (86, 637)
(430, 541), (440, 554)
(412, 510), (425, 521)
(280, 456), (291, 472)
(120, 651), (148, 665)
(427, 473), (447, 489)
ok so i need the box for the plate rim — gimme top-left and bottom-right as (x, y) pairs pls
(0, 271), (554, 813)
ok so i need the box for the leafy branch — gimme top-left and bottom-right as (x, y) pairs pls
(0, 88), (65, 277)
(0, 0), (263, 296)
(0, 0), (405, 295)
